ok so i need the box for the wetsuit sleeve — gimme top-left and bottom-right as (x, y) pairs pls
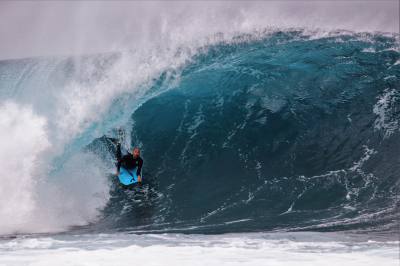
(117, 155), (127, 172)
(116, 143), (122, 172)
(117, 158), (122, 172)
(136, 158), (143, 176)
(116, 143), (122, 161)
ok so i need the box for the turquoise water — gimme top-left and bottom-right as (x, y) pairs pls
(0, 30), (398, 266)
(88, 31), (400, 234)
(1, 31), (399, 235)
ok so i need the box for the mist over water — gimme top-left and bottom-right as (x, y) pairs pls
(0, 1), (397, 60)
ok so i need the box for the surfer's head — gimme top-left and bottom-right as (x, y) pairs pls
(132, 147), (140, 158)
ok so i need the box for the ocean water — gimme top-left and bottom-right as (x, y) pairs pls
(0, 4), (399, 265)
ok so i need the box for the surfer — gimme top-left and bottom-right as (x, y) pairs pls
(116, 146), (143, 183)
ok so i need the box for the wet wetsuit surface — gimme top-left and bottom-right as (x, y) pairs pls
(117, 153), (143, 176)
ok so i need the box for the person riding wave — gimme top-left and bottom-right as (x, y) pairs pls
(116, 147), (143, 183)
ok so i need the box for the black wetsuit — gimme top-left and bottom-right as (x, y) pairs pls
(117, 153), (143, 176)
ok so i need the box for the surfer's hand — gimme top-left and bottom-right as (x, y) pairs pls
(138, 175), (142, 183)
(116, 171), (119, 176)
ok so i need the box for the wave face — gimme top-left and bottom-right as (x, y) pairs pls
(1, 30), (399, 235)
(96, 31), (400, 234)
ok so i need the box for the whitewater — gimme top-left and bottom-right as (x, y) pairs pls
(0, 1), (399, 265)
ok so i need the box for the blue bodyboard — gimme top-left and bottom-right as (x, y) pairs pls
(118, 167), (138, 185)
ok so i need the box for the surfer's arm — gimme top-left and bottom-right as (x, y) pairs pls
(116, 143), (122, 175)
(116, 159), (121, 173)
(116, 155), (125, 174)
(137, 159), (143, 182)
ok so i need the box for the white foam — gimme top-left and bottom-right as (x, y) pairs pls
(0, 101), (111, 235)
(362, 47), (376, 53)
(373, 89), (399, 138)
(0, 232), (397, 266)
(0, 102), (49, 235)
(349, 145), (377, 172)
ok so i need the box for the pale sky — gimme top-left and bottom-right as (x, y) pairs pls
(0, 1), (398, 60)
